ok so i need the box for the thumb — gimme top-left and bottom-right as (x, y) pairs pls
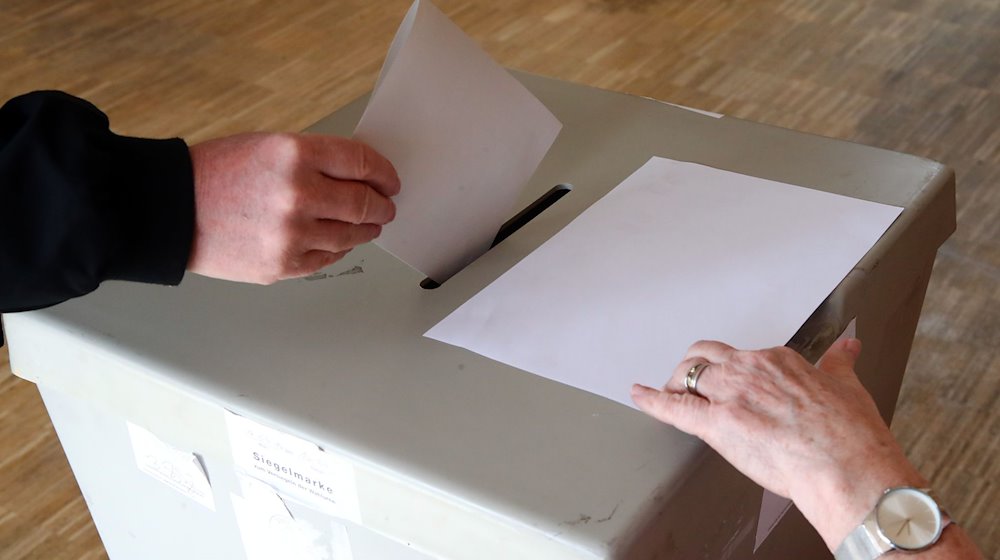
(816, 337), (862, 376)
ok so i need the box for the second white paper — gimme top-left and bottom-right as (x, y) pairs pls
(354, 0), (561, 282)
(426, 158), (901, 408)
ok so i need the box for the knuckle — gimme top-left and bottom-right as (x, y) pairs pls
(271, 182), (308, 216)
(266, 221), (300, 261)
(688, 340), (711, 355)
(251, 260), (283, 285)
(334, 222), (371, 252)
(258, 273), (281, 286)
(761, 347), (784, 359)
(326, 251), (347, 266)
(386, 198), (397, 221)
(264, 133), (303, 165)
(277, 251), (301, 278)
(353, 142), (374, 180)
(345, 225), (372, 249)
(755, 347), (788, 366)
(359, 186), (373, 224)
(772, 346), (798, 361)
(326, 225), (353, 252)
(362, 223), (381, 242)
(343, 183), (369, 224)
(742, 351), (769, 369)
(734, 349), (762, 367)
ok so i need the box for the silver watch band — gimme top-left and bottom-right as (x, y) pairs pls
(834, 487), (950, 560)
(834, 519), (890, 560)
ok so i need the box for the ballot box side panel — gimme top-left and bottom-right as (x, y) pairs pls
(609, 449), (762, 559)
(856, 242), (940, 422)
(854, 175), (955, 424)
(10, 317), (610, 559)
(37, 386), (242, 560)
(38, 385), (440, 560)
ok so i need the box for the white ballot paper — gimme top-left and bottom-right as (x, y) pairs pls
(354, 0), (562, 282)
(427, 157), (902, 408)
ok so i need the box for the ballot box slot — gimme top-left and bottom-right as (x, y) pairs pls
(420, 184), (573, 289)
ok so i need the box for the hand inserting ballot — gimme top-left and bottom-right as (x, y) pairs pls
(187, 132), (400, 284)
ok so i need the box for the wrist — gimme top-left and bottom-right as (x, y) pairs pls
(791, 458), (927, 550)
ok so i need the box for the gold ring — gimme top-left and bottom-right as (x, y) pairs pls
(685, 363), (709, 397)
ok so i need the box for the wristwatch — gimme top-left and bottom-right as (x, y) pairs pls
(834, 487), (951, 559)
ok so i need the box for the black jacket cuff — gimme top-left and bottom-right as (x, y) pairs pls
(105, 135), (194, 286)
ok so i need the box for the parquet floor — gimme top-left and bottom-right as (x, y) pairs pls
(1, 0), (998, 558)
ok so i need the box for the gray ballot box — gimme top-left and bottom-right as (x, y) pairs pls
(4, 73), (954, 559)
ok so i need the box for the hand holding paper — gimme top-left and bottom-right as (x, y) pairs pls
(354, 0), (562, 282)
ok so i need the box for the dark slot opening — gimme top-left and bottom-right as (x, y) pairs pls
(420, 184), (573, 289)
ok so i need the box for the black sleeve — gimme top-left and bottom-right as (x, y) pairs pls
(0, 91), (195, 315)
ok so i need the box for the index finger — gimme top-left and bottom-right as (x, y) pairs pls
(301, 134), (401, 197)
(631, 384), (712, 439)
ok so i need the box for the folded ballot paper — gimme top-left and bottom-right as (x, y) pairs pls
(355, 0), (561, 282)
(426, 157), (902, 408)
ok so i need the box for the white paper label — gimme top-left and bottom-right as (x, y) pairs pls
(232, 475), (355, 560)
(224, 411), (361, 523)
(126, 421), (215, 510)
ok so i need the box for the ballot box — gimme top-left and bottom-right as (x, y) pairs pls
(4, 73), (954, 560)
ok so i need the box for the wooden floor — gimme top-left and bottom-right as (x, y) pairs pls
(1, 0), (998, 558)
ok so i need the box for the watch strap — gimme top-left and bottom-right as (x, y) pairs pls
(834, 516), (891, 560)
(835, 487), (951, 560)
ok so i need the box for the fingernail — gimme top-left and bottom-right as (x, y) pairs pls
(844, 337), (862, 357)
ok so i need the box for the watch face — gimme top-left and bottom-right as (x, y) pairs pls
(875, 488), (943, 550)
